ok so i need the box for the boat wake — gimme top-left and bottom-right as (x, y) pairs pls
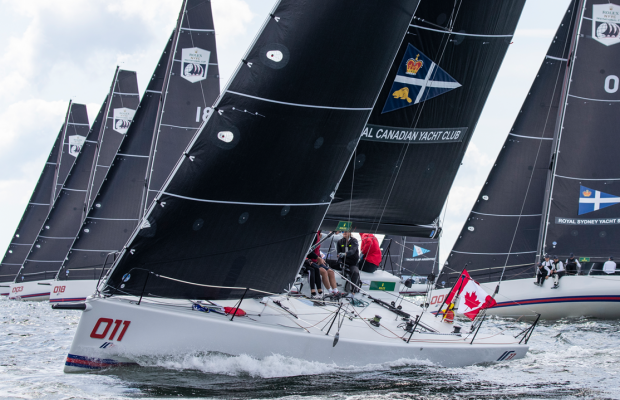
(136, 352), (435, 378)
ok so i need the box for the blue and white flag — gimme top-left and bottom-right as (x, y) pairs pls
(382, 44), (461, 114)
(413, 245), (430, 257)
(578, 185), (620, 215)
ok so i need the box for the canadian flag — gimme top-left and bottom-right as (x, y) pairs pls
(456, 278), (497, 320)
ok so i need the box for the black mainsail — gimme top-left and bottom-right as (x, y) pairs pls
(143, 0), (220, 212)
(0, 102), (89, 286)
(322, 0), (526, 238)
(437, 0), (580, 287)
(542, 0), (620, 261)
(103, 0), (420, 300)
(14, 70), (139, 284)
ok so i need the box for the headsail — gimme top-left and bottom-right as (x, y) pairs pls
(0, 102), (89, 285)
(437, 0), (580, 287)
(14, 70), (139, 284)
(143, 0), (220, 212)
(103, 0), (420, 300)
(542, 0), (620, 260)
(322, 0), (526, 237)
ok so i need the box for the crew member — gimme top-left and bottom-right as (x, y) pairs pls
(550, 255), (565, 289)
(565, 253), (581, 276)
(359, 233), (382, 273)
(337, 231), (360, 292)
(535, 255), (552, 286)
(603, 256), (617, 274)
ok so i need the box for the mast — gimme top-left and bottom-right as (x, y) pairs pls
(539, 0), (587, 257)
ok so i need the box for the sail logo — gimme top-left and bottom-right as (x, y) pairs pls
(382, 44), (461, 114)
(181, 47), (210, 83)
(578, 185), (620, 215)
(406, 54), (423, 75)
(113, 108), (135, 134)
(68, 135), (86, 157)
(593, 4), (620, 46)
(413, 245), (430, 257)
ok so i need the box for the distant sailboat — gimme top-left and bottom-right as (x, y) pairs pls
(431, 0), (620, 320)
(50, 0), (221, 304)
(9, 69), (140, 301)
(0, 102), (89, 296)
(63, 0), (532, 372)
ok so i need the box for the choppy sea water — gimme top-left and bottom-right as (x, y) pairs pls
(2, 297), (620, 400)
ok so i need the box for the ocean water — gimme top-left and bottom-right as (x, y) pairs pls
(2, 296), (620, 399)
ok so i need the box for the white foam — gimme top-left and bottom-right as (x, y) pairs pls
(140, 352), (434, 378)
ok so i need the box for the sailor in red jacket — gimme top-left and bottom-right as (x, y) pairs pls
(359, 233), (382, 273)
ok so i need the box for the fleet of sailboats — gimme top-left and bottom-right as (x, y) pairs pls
(3, 0), (619, 373)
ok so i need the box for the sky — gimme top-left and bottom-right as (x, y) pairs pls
(0, 0), (571, 267)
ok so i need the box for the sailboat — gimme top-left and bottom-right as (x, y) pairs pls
(49, 0), (221, 305)
(0, 102), (89, 297)
(63, 0), (533, 372)
(8, 69), (140, 301)
(430, 0), (620, 320)
(381, 235), (439, 295)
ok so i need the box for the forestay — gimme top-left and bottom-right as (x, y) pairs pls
(104, 0), (420, 300)
(323, 0), (526, 237)
(439, 0), (580, 287)
(0, 102), (89, 285)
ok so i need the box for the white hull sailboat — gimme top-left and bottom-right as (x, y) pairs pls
(8, 280), (53, 301)
(429, 275), (620, 320)
(64, 270), (529, 372)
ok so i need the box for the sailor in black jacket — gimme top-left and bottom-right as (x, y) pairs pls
(337, 231), (361, 292)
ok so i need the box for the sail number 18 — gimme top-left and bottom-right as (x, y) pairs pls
(90, 318), (131, 341)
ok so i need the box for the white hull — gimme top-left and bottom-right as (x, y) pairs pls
(49, 280), (98, 304)
(8, 280), (53, 301)
(428, 275), (620, 320)
(64, 288), (528, 372)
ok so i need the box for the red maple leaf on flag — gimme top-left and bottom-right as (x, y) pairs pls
(464, 291), (480, 309)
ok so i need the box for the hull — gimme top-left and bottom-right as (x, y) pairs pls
(65, 292), (528, 373)
(49, 280), (98, 304)
(0, 281), (11, 296)
(428, 275), (620, 320)
(8, 280), (53, 301)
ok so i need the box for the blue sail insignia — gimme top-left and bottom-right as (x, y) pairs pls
(578, 185), (620, 215)
(382, 44), (461, 114)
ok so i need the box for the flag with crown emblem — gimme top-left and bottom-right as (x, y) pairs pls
(456, 275), (497, 320)
(578, 185), (620, 215)
(382, 44), (461, 114)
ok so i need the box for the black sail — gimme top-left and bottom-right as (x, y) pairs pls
(0, 102), (89, 285)
(104, 0), (420, 300)
(15, 70), (139, 284)
(58, 37), (174, 282)
(381, 235), (439, 277)
(53, 103), (91, 202)
(543, 0), (620, 261)
(323, 0), (526, 237)
(144, 0), (220, 211)
(437, 1), (580, 287)
(86, 70), (140, 209)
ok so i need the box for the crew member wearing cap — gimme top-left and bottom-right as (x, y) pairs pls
(565, 253), (581, 275)
(550, 255), (565, 289)
(603, 256), (617, 274)
(535, 255), (552, 286)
